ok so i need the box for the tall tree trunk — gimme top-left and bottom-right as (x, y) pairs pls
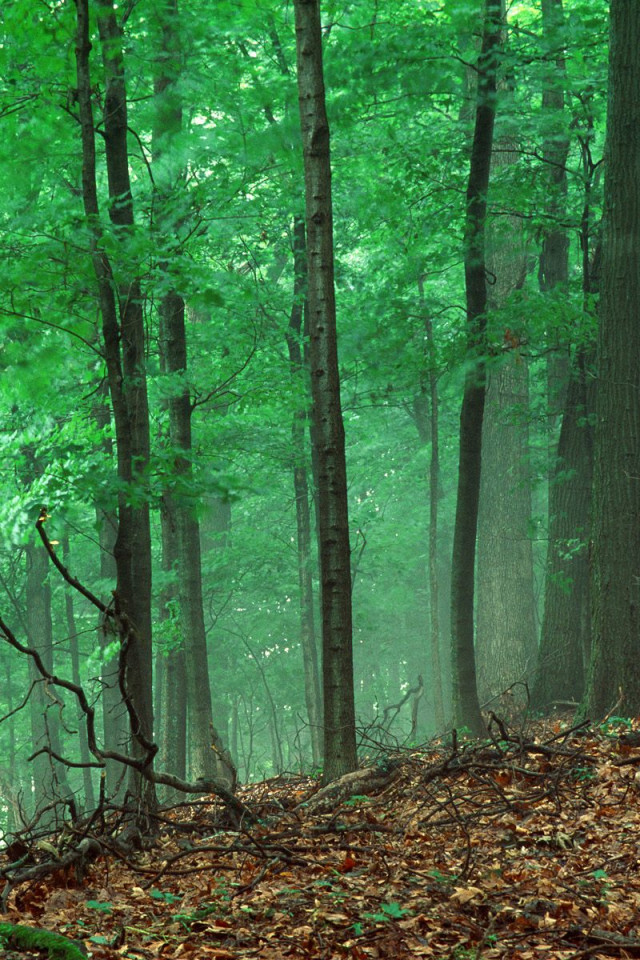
(155, 494), (187, 800)
(92, 389), (128, 800)
(286, 215), (323, 768)
(476, 125), (537, 707)
(63, 539), (96, 811)
(450, 0), (501, 736)
(153, 0), (235, 788)
(294, 0), (357, 782)
(413, 276), (445, 732)
(74, 0), (156, 813)
(25, 540), (72, 827)
(533, 0), (594, 709)
(584, 0), (640, 716)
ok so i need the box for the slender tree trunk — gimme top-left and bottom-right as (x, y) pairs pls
(294, 0), (357, 782)
(450, 0), (501, 736)
(584, 0), (640, 716)
(74, 0), (156, 813)
(152, 0), (235, 788)
(25, 540), (72, 826)
(286, 216), (323, 767)
(156, 494), (187, 800)
(63, 539), (96, 811)
(411, 277), (445, 732)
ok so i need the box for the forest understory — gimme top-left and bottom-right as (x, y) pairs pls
(1, 715), (640, 960)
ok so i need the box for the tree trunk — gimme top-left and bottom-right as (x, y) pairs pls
(584, 0), (640, 716)
(93, 392), (129, 801)
(74, 0), (156, 814)
(63, 540), (96, 811)
(153, 0), (235, 788)
(476, 125), (537, 708)
(533, 0), (595, 710)
(25, 540), (71, 827)
(156, 494), (187, 800)
(413, 276), (445, 732)
(286, 215), (323, 768)
(294, 0), (357, 782)
(476, 358), (537, 705)
(450, 0), (501, 736)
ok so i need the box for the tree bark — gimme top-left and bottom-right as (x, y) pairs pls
(294, 0), (357, 782)
(476, 127), (537, 708)
(449, 0), (501, 736)
(63, 539), (96, 811)
(74, 0), (156, 813)
(584, 0), (640, 716)
(286, 215), (323, 768)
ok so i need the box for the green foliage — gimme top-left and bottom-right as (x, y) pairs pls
(0, 923), (87, 960)
(0, 0), (611, 795)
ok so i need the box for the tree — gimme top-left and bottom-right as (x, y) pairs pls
(152, 0), (235, 788)
(475, 37), (538, 707)
(74, 0), (156, 811)
(450, 0), (502, 736)
(286, 216), (323, 767)
(293, 0), (357, 782)
(584, 0), (640, 717)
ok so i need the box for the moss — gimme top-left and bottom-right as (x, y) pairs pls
(0, 923), (87, 960)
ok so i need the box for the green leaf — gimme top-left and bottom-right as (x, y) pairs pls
(85, 900), (112, 913)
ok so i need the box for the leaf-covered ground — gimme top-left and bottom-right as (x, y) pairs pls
(4, 717), (640, 959)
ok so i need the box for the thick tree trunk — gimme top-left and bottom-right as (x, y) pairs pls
(584, 0), (640, 716)
(476, 129), (537, 708)
(450, 0), (501, 736)
(534, 358), (593, 706)
(476, 359), (537, 705)
(294, 0), (357, 782)
(533, 0), (594, 710)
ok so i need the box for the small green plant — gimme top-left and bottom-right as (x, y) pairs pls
(344, 794), (371, 806)
(362, 901), (407, 923)
(172, 903), (221, 931)
(149, 888), (182, 904)
(599, 716), (632, 736)
(85, 900), (112, 914)
(572, 765), (596, 782)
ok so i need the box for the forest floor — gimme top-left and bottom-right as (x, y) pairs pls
(3, 715), (640, 960)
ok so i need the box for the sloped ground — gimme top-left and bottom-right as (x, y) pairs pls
(3, 717), (640, 959)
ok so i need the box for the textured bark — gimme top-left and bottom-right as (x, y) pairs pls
(476, 134), (537, 707)
(476, 360), (537, 704)
(584, 0), (640, 716)
(294, 0), (357, 782)
(534, 357), (593, 707)
(450, 0), (501, 736)
(75, 0), (155, 813)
